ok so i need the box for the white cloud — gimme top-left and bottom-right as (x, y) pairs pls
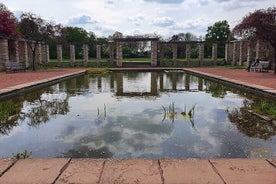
(1, 0), (275, 37)
(152, 17), (175, 27)
(144, 0), (185, 4)
(67, 15), (98, 25)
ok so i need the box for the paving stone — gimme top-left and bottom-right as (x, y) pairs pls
(267, 158), (276, 168)
(56, 159), (104, 184)
(210, 159), (276, 184)
(100, 159), (162, 184)
(160, 159), (223, 184)
(0, 159), (16, 176)
(0, 158), (69, 184)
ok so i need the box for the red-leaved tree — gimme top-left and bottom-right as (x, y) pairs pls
(0, 3), (19, 38)
(233, 7), (276, 73)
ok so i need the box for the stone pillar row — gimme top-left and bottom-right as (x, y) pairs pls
(0, 38), (267, 69)
(0, 38), (50, 71)
(225, 40), (263, 66)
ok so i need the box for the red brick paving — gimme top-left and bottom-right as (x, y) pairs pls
(0, 69), (85, 90)
(186, 68), (276, 89)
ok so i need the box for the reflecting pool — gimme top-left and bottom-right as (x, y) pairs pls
(0, 71), (275, 159)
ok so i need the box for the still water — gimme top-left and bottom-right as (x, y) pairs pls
(0, 71), (275, 159)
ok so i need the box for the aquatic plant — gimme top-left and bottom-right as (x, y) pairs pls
(12, 150), (32, 159)
(162, 102), (196, 126)
(86, 68), (109, 74)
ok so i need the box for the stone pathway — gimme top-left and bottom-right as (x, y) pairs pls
(0, 158), (275, 184)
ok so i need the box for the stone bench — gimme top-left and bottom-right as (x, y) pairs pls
(251, 61), (269, 72)
(5, 62), (26, 73)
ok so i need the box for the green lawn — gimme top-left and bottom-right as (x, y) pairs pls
(50, 58), (109, 62)
(49, 57), (225, 63)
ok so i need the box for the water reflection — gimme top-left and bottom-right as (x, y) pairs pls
(0, 71), (275, 159)
(227, 100), (276, 140)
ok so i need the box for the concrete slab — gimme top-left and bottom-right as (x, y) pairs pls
(0, 159), (15, 176)
(160, 159), (223, 184)
(210, 159), (276, 184)
(0, 158), (69, 184)
(56, 159), (104, 184)
(100, 159), (162, 184)
(264, 89), (276, 94)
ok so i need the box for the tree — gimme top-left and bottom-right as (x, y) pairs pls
(171, 32), (198, 42)
(0, 3), (19, 38)
(233, 7), (276, 74)
(63, 26), (89, 59)
(18, 12), (54, 71)
(205, 20), (230, 58)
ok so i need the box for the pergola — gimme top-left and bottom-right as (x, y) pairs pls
(110, 37), (159, 67)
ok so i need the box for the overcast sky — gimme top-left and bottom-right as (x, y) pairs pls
(2, 0), (274, 38)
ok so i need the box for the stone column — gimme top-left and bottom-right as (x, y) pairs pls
(57, 44), (62, 66)
(0, 38), (9, 63)
(36, 43), (42, 65)
(151, 41), (158, 66)
(28, 42), (34, 67)
(45, 44), (49, 65)
(255, 40), (260, 60)
(225, 43), (229, 63)
(159, 44), (164, 66)
(96, 45), (101, 64)
(0, 38), (9, 71)
(70, 44), (75, 66)
(109, 43), (114, 64)
(41, 44), (49, 65)
(198, 43), (204, 66)
(14, 41), (20, 63)
(232, 41), (238, 65)
(116, 42), (123, 67)
(186, 44), (191, 65)
(238, 41), (243, 66)
(246, 42), (252, 66)
(172, 43), (177, 65)
(83, 44), (88, 66)
(19, 41), (29, 67)
(212, 43), (218, 64)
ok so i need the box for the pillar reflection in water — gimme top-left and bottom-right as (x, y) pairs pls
(185, 74), (190, 91)
(151, 72), (158, 95)
(97, 77), (102, 92)
(198, 78), (203, 91)
(159, 73), (164, 91)
(110, 74), (115, 92)
(116, 72), (124, 96)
